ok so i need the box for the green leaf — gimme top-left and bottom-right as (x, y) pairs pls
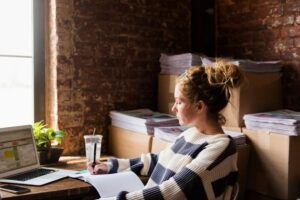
(32, 121), (66, 148)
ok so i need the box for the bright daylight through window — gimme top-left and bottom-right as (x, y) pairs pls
(0, 0), (34, 127)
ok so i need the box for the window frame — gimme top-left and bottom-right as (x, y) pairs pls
(33, 0), (45, 122)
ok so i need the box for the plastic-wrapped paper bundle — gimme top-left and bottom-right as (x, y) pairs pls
(154, 126), (189, 142)
(109, 109), (179, 135)
(201, 56), (282, 73)
(243, 109), (300, 135)
(159, 53), (202, 75)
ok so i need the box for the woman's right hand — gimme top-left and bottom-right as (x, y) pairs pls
(87, 161), (109, 175)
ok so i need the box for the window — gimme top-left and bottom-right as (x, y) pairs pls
(0, 0), (45, 127)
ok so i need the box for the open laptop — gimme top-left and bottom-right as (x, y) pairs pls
(0, 125), (75, 186)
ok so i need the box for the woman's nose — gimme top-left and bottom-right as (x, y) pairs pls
(171, 103), (176, 113)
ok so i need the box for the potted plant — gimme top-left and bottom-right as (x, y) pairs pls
(33, 121), (66, 164)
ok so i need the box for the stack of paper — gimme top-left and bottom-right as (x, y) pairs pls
(243, 109), (300, 135)
(201, 56), (282, 73)
(154, 126), (190, 142)
(154, 126), (247, 145)
(159, 53), (202, 75)
(223, 130), (247, 146)
(110, 109), (179, 135)
(237, 59), (282, 73)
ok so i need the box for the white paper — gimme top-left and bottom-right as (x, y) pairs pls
(69, 171), (144, 198)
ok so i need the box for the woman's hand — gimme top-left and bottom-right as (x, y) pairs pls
(87, 161), (109, 175)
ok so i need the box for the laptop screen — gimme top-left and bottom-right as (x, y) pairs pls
(0, 125), (39, 177)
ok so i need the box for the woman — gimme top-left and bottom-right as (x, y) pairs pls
(88, 59), (244, 200)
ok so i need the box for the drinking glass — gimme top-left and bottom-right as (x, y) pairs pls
(84, 135), (102, 166)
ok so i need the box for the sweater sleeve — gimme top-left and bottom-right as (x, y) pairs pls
(102, 136), (238, 200)
(108, 153), (159, 176)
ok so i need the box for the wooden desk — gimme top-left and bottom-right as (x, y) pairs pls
(0, 156), (99, 200)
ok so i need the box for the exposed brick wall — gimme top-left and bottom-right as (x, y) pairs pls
(55, 0), (191, 155)
(216, 0), (300, 111)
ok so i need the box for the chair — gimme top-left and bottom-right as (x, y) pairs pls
(231, 182), (239, 200)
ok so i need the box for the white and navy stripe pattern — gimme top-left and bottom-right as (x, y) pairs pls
(104, 127), (238, 200)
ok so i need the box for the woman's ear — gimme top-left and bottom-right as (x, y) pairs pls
(196, 100), (206, 113)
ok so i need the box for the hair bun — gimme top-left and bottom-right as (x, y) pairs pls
(204, 58), (244, 89)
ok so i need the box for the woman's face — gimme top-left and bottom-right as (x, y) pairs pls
(171, 85), (198, 126)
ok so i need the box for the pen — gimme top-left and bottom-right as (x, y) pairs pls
(92, 128), (97, 168)
(92, 142), (97, 168)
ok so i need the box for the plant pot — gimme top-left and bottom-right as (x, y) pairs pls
(37, 147), (64, 165)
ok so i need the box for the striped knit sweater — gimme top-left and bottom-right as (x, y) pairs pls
(101, 127), (238, 200)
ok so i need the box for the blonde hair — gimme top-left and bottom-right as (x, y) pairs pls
(177, 58), (244, 124)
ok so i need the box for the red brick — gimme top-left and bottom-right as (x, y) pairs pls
(252, 5), (283, 19)
(296, 16), (300, 24)
(288, 26), (300, 37)
(283, 15), (295, 25)
(284, 2), (300, 14)
(251, 0), (286, 5)
(281, 27), (290, 37)
(294, 38), (300, 47)
(253, 29), (281, 42)
(264, 16), (283, 28)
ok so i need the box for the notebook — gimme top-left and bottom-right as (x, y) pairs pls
(0, 125), (75, 186)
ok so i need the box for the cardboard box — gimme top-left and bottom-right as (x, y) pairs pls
(151, 136), (250, 199)
(108, 126), (152, 158)
(158, 73), (282, 127)
(151, 136), (172, 153)
(221, 72), (282, 127)
(158, 74), (178, 114)
(236, 144), (250, 200)
(243, 128), (300, 199)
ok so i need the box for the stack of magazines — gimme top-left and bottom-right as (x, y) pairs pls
(154, 126), (247, 145)
(223, 130), (247, 146)
(159, 53), (202, 75)
(237, 59), (282, 73)
(154, 126), (189, 142)
(201, 56), (282, 73)
(109, 109), (179, 135)
(243, 109), (300, 135)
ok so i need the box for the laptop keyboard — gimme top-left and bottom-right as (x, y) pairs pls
(8, 168), (56, 181)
